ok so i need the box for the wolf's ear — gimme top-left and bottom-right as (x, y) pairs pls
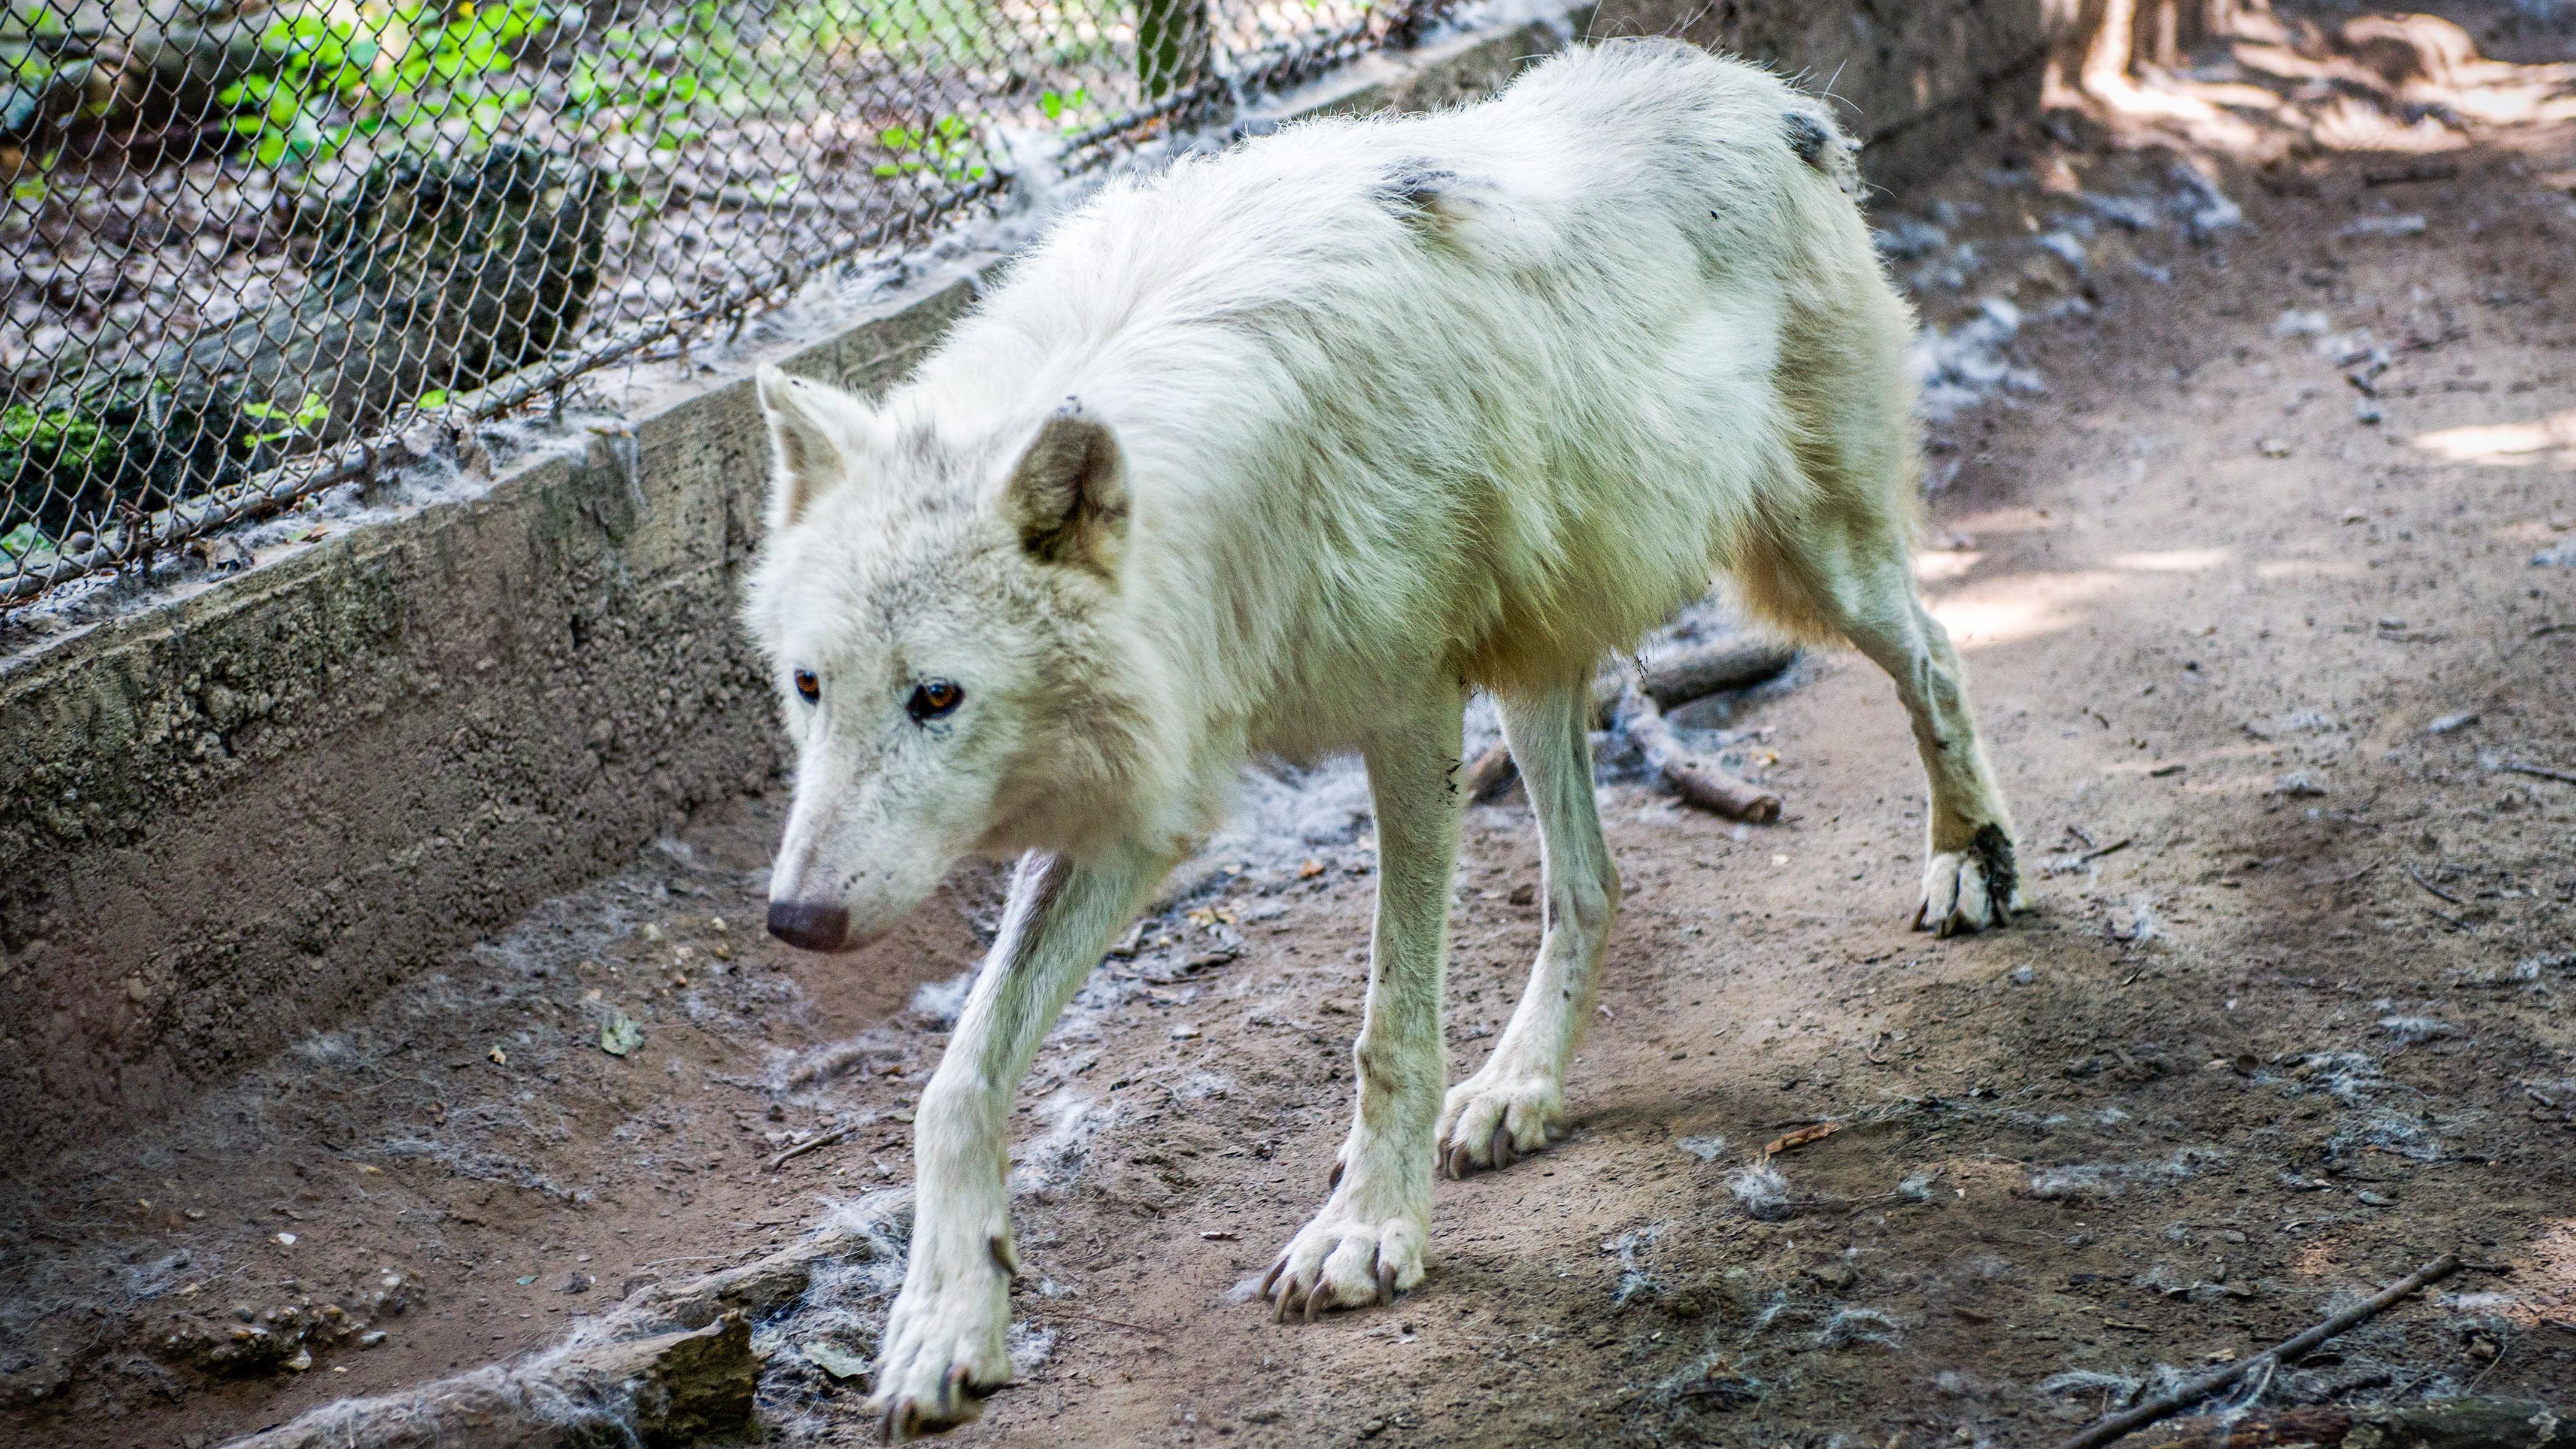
(756, 365), (866, 531)
(1002, 402), (1127, 577)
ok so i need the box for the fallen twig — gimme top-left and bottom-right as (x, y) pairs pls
(2101, 1399), (2571, 1449)
(1461, 741), (1518, 803)
(2405, 863), (2465, 905)
(2053, 1254), (2462, 1449)
(1466, 636), (1795, 805)
(2502, 761), (2576, 787)
(768, 1122), (861, 1170)
(1762, 1121), (1843, 1158)
(1616, 674), (1782, 823)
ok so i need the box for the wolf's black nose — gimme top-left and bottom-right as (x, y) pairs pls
(767, 901), (851, 952)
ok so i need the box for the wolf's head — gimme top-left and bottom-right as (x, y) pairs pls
(741, 365), (1133, 953)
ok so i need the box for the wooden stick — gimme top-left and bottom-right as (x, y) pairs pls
(1587, 638), (1798, 725)
(2053, 1254), (2462, 1449)
(2503, 761), (2576, 786)
(1466, 636), (1794, 805)
(1616, 677), (1782, 823)
(767, 1121), (860, 1170)
(1460, 741), (1518, 803)
(2102, 1399), (2572, 1449)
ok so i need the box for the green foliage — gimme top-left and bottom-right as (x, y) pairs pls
(241, 392), (329, 447)
(1, 402), (107, 471)
(1039, 85), (1091, 131)
(0, 518), (50, 558)
(219, 0), (555, 169)
(872, 114), (985, 183)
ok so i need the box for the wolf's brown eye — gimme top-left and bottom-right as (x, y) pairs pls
(907, 679), (963, 722)
(793, 669), (820, 702)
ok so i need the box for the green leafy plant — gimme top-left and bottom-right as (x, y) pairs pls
(220, 0), (557, 170)
(1037, 86), (1087, 123)
(1, 402), (107, 470)
(241, 392), (329, 447)
(873, 114), (984, 183)
(0, 519), (51, 559)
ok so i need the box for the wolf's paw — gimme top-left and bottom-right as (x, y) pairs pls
(1914, 823), (2025, 938)
(867, 1235), (1015, 1440)
(1260, 1194), (1426, 1321)
(1437, 1065), (1562, 1178)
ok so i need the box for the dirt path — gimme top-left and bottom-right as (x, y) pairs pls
(4, 5), (2574, 1447)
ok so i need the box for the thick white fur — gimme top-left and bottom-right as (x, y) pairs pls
(742, 40), (2020, 1438)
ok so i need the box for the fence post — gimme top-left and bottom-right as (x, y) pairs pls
(1137, 0), (1212, 100)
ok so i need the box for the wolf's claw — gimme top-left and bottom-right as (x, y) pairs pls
(1437, 1065), (1561, 1175)
(1263, 1193), (1425, 1321)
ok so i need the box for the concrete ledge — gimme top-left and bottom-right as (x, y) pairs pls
(0, 0), (2053, 1163)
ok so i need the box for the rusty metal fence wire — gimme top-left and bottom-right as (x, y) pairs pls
(0, 0), (1444, 605)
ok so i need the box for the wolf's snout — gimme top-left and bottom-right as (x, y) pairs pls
(766, 900), (852, 952)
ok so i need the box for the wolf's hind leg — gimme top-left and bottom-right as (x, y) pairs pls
(1437, 673), (1616, 1177)
(1263, 676), (1461, 1318)
(1770, 517), (2022, 936)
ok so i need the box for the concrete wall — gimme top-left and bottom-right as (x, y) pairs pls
(0, 0), (2053, 1165)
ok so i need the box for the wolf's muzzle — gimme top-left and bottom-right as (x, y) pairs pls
(766, 900), (852, 952)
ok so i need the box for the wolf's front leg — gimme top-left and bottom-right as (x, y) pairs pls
(1265, 682), (1461, 1319)
(872, 846), (1164, 1440)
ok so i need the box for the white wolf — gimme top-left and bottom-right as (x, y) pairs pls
(743, 38), (2020, 1437)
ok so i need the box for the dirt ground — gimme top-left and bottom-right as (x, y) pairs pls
(4, 3), (2575, 1445)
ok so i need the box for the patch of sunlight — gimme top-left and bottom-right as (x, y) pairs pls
(1913, 550), (1982, 583)
(2255, 557), (2365, 581)
(2108, 547), (2233, 573)
(1942, 506), (2067, 536)
(2307, 93), (2463, 152)
(2411, 410), (2576, 466)
(1928, 570), (2123, 651)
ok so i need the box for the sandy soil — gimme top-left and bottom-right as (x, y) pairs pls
(3, 4), (2574, 1445)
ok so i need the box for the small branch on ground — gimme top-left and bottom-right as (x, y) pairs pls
(769, 1121), (860, 1170)
(2405, 863), (2466, 905)
(2101, 1399), (2575, 1449)
(1616, 671), (1782, 823)
(1462, 636), (1793, 814)
(2055, 1253), (2462, 1449)
(1589, 638), (1798, 724)
(1461, 741), (1518, 804)
(2502, 761), (2576, 787)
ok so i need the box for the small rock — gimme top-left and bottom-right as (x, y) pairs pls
(2356, 1190), (2393, 1207)
(2428, 712), (2479, 735)
(803, 1341), (870, 1380)
(559, 1272), (594, 1295)
(358, 1330), (387, 1348)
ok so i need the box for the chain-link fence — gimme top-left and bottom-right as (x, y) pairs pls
(0, 0), (1441, 606)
